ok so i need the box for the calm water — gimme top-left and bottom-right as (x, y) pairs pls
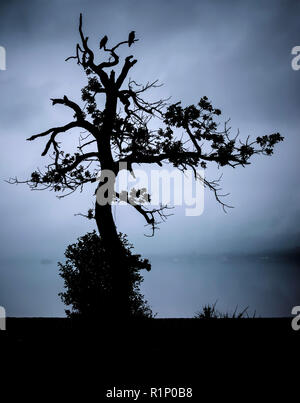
(0, 255), (299, 317)
(142, 255), (300, 318)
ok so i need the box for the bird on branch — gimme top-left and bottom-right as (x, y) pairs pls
(128, 31), (135, 47)
(100, 35), (108, 49)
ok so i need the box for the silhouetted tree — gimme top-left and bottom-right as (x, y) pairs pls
(59, 231), (153, 320)
(9, 14), (283, 318)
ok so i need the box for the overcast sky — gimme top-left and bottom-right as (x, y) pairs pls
(0, 0), (299, 317)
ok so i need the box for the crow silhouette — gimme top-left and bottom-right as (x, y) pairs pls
(136, 189), (141, 198)
(128, 31), (135, 47)
(100, 35), (108, 49)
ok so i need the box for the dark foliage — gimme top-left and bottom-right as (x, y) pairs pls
(58, 231), (153, 319)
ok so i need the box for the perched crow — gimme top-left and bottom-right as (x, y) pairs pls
(128, 31), (135, 47)
(136, 189), (141, 198)
(100, 35), (108, 49)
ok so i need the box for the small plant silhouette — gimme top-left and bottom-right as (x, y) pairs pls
(194, 301), (255, 319)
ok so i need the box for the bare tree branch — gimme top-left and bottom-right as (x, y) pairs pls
(115, 191), (173, 236)
(116, 56), (137, 89)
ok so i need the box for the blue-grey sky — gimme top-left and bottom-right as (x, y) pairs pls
(0, 0), (299, 317)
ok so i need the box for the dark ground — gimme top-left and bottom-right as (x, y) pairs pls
(0, 317), (298, 400)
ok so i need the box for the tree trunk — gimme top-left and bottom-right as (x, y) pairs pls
(95, 198), (130, 321)
(94, 91), (131, 320)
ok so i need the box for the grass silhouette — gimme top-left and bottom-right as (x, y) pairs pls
(194, 301), (256, 319)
